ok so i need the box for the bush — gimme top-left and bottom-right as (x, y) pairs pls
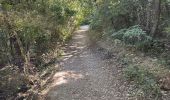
(0, 0), (89, 68)
(124, 65), (161, 99)
(149, 40), (165, 54)
(112, 25), (152, 51)
(0, 31), (10, 65)
(123, 26), (152, 45)
(111, 29), (126, 40)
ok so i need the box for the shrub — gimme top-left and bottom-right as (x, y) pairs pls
(123, 26), (152, 45)
(0, 31), (10, 65)
(149, 40), (165, 54)
(0, 0), (88, 68)
(112, 25), (152, 51)
(111, 29), (126, 40)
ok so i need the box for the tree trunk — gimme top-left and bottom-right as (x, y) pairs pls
(151, 0), (161, 36)
(146, 1), (152, 32)
(2, 7), (30, 76)
(14, 31), (30, 76)
(165, 0), (170, 17)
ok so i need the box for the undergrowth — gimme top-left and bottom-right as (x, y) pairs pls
(124, 65), (162, 99)
(89, 25), (167, 99)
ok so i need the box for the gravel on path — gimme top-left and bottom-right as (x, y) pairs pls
(46, 26), (132, 100)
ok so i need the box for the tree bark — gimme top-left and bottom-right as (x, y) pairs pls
(165, 0), (170, 17)
(146, 1), (152, 32)
(151, 0), (161, 36)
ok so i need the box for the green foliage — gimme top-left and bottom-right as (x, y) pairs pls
(149, 40), (165, 54)
(90, 0), (139, 32)
(0, 31), (10, 65)
(165, 26), (170, 36)
(123, 26), (151, 45)
(112, 25), (152, 51)
(0, 0), (93, 98)
(89, 0), (170, 99)
(111, 26), (166, 54)
(124, 65), (161, 99)
(112, 29), (126, 40)
(90, 0), (170, 37)
(0, 0), (89, 67)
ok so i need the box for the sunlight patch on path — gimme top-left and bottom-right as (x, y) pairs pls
(52, 71), (84, 86)
(41, 71), (84, 96)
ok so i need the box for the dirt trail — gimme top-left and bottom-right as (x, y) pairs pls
(46, 26), (130, 100)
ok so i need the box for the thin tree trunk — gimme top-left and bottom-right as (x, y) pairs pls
(14, 31), (30, 76)
(151, 0), (161, 36)
(146, 1), (152, 32)
(165, 0), (170, 17)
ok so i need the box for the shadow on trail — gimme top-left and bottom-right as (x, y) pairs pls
(43, 25), (129, 100)
(42, 25), (90, 99)
(60, 25), (90, 62)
